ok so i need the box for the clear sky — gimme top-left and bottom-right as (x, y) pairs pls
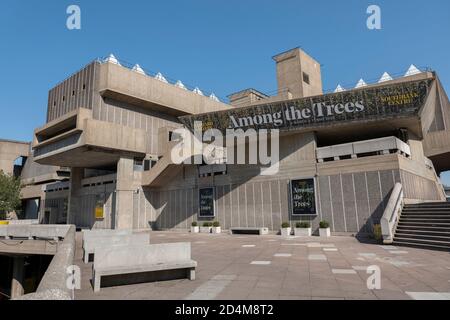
(0, 1), (449, 181)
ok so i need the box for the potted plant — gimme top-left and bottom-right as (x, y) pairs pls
(200, 222), (212, 233)
(212, 221), (221, 234)
(294, 221), (311, 236)
(190, 221), (199, 233)
(319, 220), (331, 237)
(280, 222), (291, 237)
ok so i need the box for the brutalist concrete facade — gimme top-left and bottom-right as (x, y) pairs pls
(24, 48), (450, 235)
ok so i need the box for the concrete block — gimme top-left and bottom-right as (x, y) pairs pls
(93, 242), (197, 292)
(84, 233), (150, 263)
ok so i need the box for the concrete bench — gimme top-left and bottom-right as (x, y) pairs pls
(83, 233), (150, 263)
(82, 229), (132, 249)
(92, 242), (196, 292)
(230, 227), (269, 235)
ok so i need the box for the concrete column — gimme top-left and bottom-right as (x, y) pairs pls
(116, 157), (135, 229)
(67, 167), (83, 226)
(11, 256), (25, 299)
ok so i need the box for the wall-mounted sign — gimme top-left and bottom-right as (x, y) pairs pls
(95, 194), (105, 220)
(180, 79), (431, 134)
(199, 187), (215, 217)
(290, 179), (316, 216)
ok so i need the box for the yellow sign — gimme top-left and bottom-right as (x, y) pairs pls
(95, 206), (104, 219)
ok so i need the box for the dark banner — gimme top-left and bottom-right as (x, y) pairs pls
(199, 188), (215, 217)
(180, 79), (432, 133)
(290, 179), (316, 216)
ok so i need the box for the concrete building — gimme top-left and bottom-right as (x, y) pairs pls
(5, 48), (449, 240)
(0, 139), (69, 220)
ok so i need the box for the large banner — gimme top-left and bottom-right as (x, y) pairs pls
(180, 79), (431, 133)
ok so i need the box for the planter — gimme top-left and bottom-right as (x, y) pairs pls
(294, 227), (311, 237)
(200, 227), (212, 233)
(212, 227), (221, 234)
(319, 227), (331, 237)
(190, 226), (199, 233)
(280, 227), (292, 237)
(0, 221), (9, 225)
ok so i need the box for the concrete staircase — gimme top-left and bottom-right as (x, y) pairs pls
(393, 202), (450, 251)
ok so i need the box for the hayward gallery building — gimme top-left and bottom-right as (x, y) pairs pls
(16, 47), (450, 237)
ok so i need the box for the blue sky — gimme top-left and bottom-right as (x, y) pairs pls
(0, 1), (449, 181)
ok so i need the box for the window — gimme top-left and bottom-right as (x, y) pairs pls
(62, 96), (65, 102)
(302, 72), (310, 85)
(72, 90), (75, 96)
(169, 131), (181, 141)
(82, 84), (86, 90)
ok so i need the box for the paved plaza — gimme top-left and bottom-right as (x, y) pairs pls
(75, 231), (450, 300)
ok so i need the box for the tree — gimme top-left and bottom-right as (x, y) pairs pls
(0, 170), (21, 219)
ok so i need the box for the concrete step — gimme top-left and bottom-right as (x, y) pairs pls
(396, 225), (450, 233)
(397, 221), (450, 227)
(395, 229), (450, 237)
(400, 214), (450, 218)
(392, 236), (450, 248)
(394, 231), (450, 242)
(399, 218), (450, 223)
(392, 239), (450, 251)
(402, 209), (450, 214)
(405, 202), (450, 207)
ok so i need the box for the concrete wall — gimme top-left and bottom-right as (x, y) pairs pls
(47, 62), (99, 122)
(0, 139), (29, 175)
(93, 98), (181, 155)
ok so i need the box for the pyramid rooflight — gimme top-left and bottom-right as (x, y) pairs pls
(104, 54), (121, 66)
(334, 84), (345, 93)
(175, 80), (187, 90)
(404, 64), (421, 77)
(355, 79), (367, 88)
(209, 93), (219, 102)
(132, 64), (145, 75)
(154, 72), (168, 83)
(193, 87), (204, 96)
(378, 72), (393, 83)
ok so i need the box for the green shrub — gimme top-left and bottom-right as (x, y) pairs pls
(281, 222), (290, 228)
(202, 222), (212, 227)
(212, 221), (220, 227)
(296, 221), (310, 228)
(191, 221), (198, 227)
(373, 224), (382, 241)
(319, 220), (329, 229)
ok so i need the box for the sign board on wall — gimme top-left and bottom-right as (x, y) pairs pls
(199, 187), (215, 217)
(290, 179), (316, 216)
(95, 194), (105, 220)
(180, 79), (431, 133)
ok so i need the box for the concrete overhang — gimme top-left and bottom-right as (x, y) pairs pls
(97, 62), (233, 116)
(32, 108), (146, 168)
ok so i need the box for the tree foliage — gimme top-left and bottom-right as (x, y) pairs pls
(0, 170), (21, 218)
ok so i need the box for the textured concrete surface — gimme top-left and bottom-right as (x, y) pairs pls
(74, 231), (450, 300)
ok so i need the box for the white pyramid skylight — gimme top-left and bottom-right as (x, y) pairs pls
(334, 84), (345, 93)
(209, 93), (219, 102)
(355, 79), (367, 88)
(154, 72), (168, 83)
(175, 80), (187, 90)
(104, 54), (121, 66)
(132, 64), (145, 75)
(193, 87), (204, 96)
(378, 72), (393, 83)
(404, 64), (421, 77)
